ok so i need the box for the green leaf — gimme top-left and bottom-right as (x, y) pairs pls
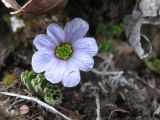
(21, 71), (62, 106)
(21, 71), (36, 92)
(43, 85), (62, 106)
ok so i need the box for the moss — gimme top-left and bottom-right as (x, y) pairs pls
(97, 22), (124, 52)
(144, 53), (160, 74)
(2, 74), (18, 86)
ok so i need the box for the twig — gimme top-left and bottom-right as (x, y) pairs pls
(96, 53), (107, 60)
(8, 99), (26, 111)
(154, 105), (160, 119)
(57, 106), (79, 118)
(92, 69), (124, 76)
(0, 83), (15, 92)
(98, 82), (109, 94)
(108, 108), (129, 120)
(95, 93), (101, 120)
(101, 54), (113, 78)
(0, 92), (72, 120)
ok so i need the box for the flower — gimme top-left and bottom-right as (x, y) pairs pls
(32, 18), (98, 87)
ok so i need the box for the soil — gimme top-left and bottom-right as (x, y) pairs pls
(0, 0), (160, 120)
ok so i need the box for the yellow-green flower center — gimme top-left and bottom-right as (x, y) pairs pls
(55, 43), (73, 60)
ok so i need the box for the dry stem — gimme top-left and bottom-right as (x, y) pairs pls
(0, 91), (72, 120)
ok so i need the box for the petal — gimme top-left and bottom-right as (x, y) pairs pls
(64, 18), (89, 42)
(32, 51), (53, 73)
(47, 23), (65, 43)
(70, 51), (94, 71)
(33, 34), (55, 51)
(45, 61), (67, 84)
(73, 37), (98, 56)
(62, 63), (80, 87)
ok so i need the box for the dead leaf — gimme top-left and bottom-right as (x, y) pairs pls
(1, 0), (20, 10)
(123, 7), (152, 59)
(141, 17), (160, 25)
(1, 0), (68, 15)
(139, 0), (160, 24)
(139, 0), (160, 17)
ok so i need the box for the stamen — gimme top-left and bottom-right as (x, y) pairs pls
(55, 43), (73, 60)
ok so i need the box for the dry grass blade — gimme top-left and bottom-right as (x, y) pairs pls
(108, 108), (129, 120)
(0, 91), (72, 120)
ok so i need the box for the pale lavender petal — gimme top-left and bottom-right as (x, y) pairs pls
(45, 61), (67, 84)
(73, 37), (98, 56)
(47, 23), (65, 43)
(62, 63), (80, 87)
(32, 51), (53, 73)
(33, 34), (55, 51)
(70, 51), (94, 71)
(64, 18), (89, 42)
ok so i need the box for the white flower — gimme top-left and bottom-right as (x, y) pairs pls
(32, 18), (98, 87)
